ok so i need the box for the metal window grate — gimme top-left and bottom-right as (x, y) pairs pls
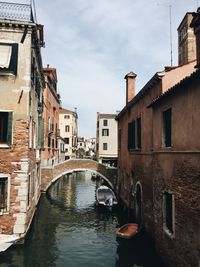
(0, 1), (33, 21)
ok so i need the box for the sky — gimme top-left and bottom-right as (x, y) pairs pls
(11, 0), (200, 138)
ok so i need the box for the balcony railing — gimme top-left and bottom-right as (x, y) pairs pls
(0, 1), (34, 22)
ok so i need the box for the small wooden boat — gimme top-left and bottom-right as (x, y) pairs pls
(96, 185), (118, 208)
(116, 223), (138, 239)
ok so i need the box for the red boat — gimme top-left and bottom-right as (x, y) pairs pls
(116, 223), (138, 239)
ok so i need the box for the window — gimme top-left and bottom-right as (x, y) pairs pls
(163, 192), (175, 236)
(163, 108), (172, 147)
(103, 143), (108, 150)
(64, 115), (70, 119)
(118, 129), (121, 150)
(48, 136), (51, 148)
(96, 143), (99, 151)
(128, 121), (135, 149)
(0, 112), (13, 145)
(128, 117), (141, 150)
(0, 43), (18, 75)
(65, 125), (70, 132)
(64, 138), (69, 144)
(0, 177), (8, 213)
(102, 129), (109, 136)
(103, 119), (108, 126)
(136, 117), (141, 149)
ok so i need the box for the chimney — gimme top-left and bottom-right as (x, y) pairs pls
(124, 71), (137, 104)
(177, 12), (196, 65)
(191, 8), (200, 68)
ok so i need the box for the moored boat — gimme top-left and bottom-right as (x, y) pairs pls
(116, 223), (138, 239)
(0, 234), (19, 252)
(96, 185), (118, 208)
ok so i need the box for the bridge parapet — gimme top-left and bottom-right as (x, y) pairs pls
(41, 159), (117, 192)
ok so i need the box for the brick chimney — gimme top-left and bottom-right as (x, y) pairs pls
(191, 8), (200, 68)
(177, 12), (196, 65)
(124, 71), (137, 104)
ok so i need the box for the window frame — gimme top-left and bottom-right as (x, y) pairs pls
(162, 108), (172, 148)
(0, 174), (10, 215)
(65, 125), (70, 132)
(102, 129), (109, 136)
(163, 191), (175, 238)
(128, 116), (142, 151)
(103, 142), (108, 151)
(0, 43), (18, 75)
(0, 111), (13, 147)
(103, 119), (108, 126)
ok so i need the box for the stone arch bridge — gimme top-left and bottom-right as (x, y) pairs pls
(41, 159), (118, 192)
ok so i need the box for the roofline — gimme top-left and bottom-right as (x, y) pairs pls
(147, 69), (200, 108)
(116, 71), (164, 120)
(177, 12), (194, 31)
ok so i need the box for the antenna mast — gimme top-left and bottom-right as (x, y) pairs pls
(31, 0), (37, 23)
(169, 5), (173, 66)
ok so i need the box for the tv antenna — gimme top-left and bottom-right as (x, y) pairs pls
(31, 0), (37, 23)
(169, 5), (173, 66)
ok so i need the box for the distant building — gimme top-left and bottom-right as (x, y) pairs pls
(77, 137), (85, 158)
(77, 137), (85, 150)
(0, 2), (44, 238)
(41, 66), (60, 166)
(59, 108), (78, 160)
(116, 10), (200, 267)
(57, 135), (65, 163)
(85, 138), (96, 158)
(96, 113), (118, 167)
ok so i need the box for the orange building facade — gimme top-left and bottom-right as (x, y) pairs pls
(116, 11), (200, 267)
(41, 66), (60, 167)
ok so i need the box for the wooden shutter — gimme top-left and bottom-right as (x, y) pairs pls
(10, 43), (18, 75)
(38, 117), (44, 149)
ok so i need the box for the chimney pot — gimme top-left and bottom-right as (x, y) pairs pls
(124, 71), (137, 104)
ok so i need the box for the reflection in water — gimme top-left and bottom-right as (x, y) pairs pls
(0, 171), (164, 267)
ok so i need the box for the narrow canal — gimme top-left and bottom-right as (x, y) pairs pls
(0, 171), (164, 267)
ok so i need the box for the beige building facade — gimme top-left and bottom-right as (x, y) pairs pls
(116, 10), (199, 267)
(59, 108), (78, 159)
(0, 2), (44, 240)
(96, 113), (118, 167)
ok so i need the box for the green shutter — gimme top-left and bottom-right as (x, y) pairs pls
(7, 112), (13, 146)
(10, 44), (18, 75)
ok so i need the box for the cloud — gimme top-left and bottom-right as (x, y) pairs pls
(36, 0), (197, 137)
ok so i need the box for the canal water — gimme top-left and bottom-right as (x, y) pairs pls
(0, 171), (164, 267)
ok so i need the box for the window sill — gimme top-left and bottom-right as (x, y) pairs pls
(0, 71), (15, 76)
(0, 211), (9, 215)
(163, 227), (175, 239)
(128, 149), (141, 153)
(0, 144), (10, 148)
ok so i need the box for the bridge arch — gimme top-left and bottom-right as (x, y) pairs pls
(41, 159), (117, 192)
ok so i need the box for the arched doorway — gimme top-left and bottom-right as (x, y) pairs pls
(134, 181), (143, 226)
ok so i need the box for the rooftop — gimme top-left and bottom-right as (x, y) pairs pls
(0, 1), (35, 22)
